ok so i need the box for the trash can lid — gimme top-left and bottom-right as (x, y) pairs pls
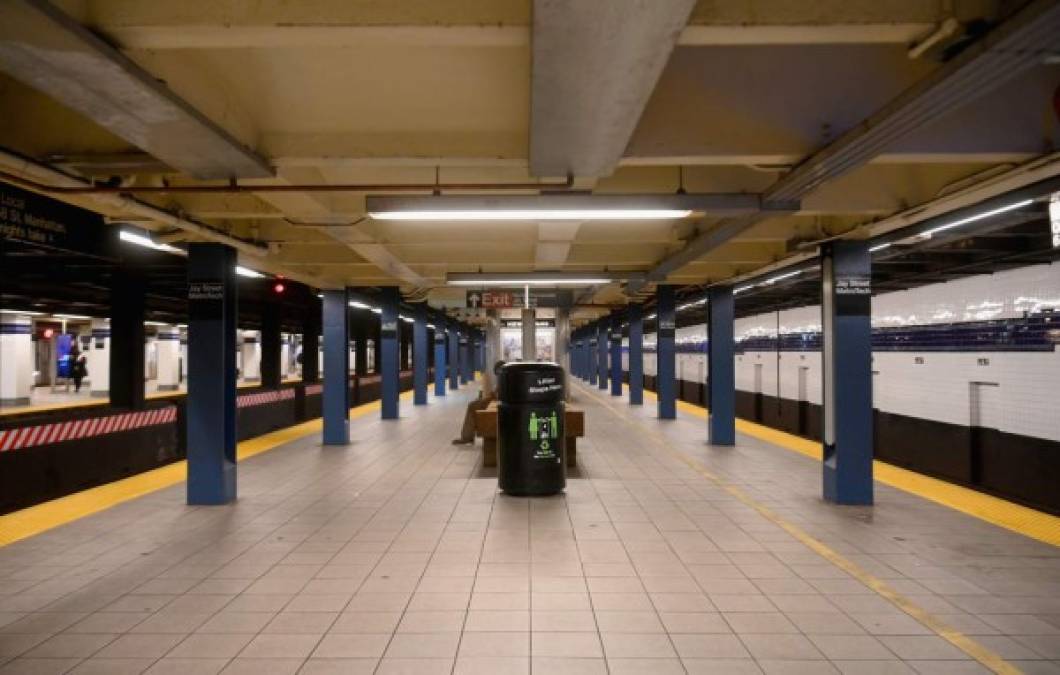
(498, 362), (565, 404)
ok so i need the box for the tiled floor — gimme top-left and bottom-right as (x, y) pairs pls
(1, 380), (1058, 675)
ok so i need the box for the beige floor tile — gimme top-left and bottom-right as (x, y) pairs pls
(396, 610), (465, 633)
(168, 632), (255, 658)
(595, 610), (665, 633)
(239, 633), (321, 658)
(530, 657), (607, 674)
(296, 658), (378, 675)
(313, 633), (390, 658)
(384, 632), (461, 658)
(600, 632), (676, 658)
(457, 631), (530, 657)
(531, 632), (604, 658)
(464, 610), (529, 631)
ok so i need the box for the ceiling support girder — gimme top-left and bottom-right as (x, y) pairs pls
(0, 0), (271, 180)
(644, 0), (1060, 283)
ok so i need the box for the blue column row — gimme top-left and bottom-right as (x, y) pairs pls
(380, 287), (399, 420)
(321, 288), (350, 444)
(628, 304), (643, 406)
(596, 322), (607, 391)
(434, 323), (447, 396)
(821, 241), (874, 505)
(656, 285), (676, 420)
(413, 304), (428, 405)
(186, 242), (238, 505)
(707, 287), (735, 445)
(609, 312), (622, 396)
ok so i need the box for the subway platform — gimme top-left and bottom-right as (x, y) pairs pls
(0, 382), (1058, 675)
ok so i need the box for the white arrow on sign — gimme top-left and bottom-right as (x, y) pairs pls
(468, 292), (481, 308)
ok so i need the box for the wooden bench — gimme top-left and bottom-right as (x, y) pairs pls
(475, 402), (585, 468)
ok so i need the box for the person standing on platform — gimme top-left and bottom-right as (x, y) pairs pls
(71, 346), (88, 393)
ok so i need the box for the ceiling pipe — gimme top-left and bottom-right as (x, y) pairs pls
(0, 170), (574, 195)
(0, 150), (330, 289)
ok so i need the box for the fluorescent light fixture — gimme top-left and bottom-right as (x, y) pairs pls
(922, 199), (1034, 237)
(371, 308), (382, 315)
(447, 271), (638, 287)
(349, 301), (376, 311)
(645, 313), (657, 320)
(144, 321), (170, 326)
(374, 209), (691, 221)
(763, 270), (801, 285)
(367, 194), (762, 221)
(869, 242), (892, 253)
(119, 229), (185, 255)
(235, 266), (265, 278)
(400, 315), (414, 323)
(733, 285), (752, 294)
(448, 278), (612, 286)
(54, 313), (91, 320)
(427, 323), (436, 330)
(0, 308), (44, 316)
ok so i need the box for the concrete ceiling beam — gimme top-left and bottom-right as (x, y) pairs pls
(644, 0), (1060, 282)
(0, 0), (271, 180)
(529, 0), (697, 178)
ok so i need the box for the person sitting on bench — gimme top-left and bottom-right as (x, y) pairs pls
(453, 360), (504, 445)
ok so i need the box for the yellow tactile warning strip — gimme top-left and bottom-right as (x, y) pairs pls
(583, 384), (1021, 675)
(0, 392), (409, 548)
(626, 386), (1060, 549)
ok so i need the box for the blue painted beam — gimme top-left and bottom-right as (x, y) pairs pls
(657, 285), (676, 419)
(322, 288), (350, 444)
(610, 312), (623, 396)
(628, 304), (643, 405)
(380, 287), (400, 419)
(413, 304), (428, 405)
(821, 240), (874, 505)
(707, 286), (735, 445)
(186, 243), (238, 504)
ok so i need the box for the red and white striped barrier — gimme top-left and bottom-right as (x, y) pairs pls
(0, 407), (177, 453)
(236, 388), (296, 409)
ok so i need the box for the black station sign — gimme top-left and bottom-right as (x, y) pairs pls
(0, 183), (113, 258)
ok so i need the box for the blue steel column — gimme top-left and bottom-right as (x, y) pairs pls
(596, 322), (607, 390)
(322, 289), (350, 444)
(707, 287), (736, 445)
(821, 241), (874, 505)
(186, 243), (237, 504)
(380, 287), (400, 419)
(656, 285), (676, 419)
(413, 304), (428, 405)
(610, 313), (622, 396)
(628, 305), (644, 405)
(459, 332), (470, 383)
(434, 320), (447, 396)
(588, 328), (598, 386)
(447, 322), (459, 390)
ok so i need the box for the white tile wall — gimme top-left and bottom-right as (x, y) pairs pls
(634, 262), (1060, 442)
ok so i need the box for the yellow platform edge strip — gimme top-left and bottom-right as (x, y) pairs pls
(586, 385), (1020, 675)
(0, 392), (412, 548)
(624, 386), (1060, 548)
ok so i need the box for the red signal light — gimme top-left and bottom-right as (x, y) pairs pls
(42, 328), (54, 339)
(273, 282), (286, 294)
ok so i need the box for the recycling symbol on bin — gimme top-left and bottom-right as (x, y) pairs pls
(528, 410), (560, 458)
